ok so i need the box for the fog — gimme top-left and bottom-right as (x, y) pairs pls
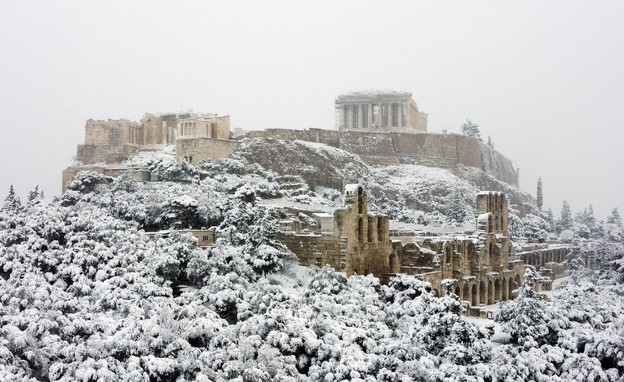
(1, 1), (623, 219)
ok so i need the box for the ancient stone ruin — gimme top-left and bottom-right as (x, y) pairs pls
(62, 111), (238, 191)
(335, 91), (428, 132)
(275, 186), (567, 317)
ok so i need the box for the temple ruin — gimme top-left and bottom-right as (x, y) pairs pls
(63, 111), (238, 191)
(335, 91), (428, 132)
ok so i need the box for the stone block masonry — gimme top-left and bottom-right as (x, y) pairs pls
(176, 137), (239, 164)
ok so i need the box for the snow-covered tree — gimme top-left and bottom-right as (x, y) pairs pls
(460, 120), (481, 140)
(607, 207), (622, 227)
(546, 208), (555, 231)
(2, 185), (22, 212)
(496, 269), (568, 347)
(557, 200), (573, 233)
(27, 185), (43, 205)
(148, 157), (199, 183)
(445, 189), (468, 225)
(487, 135), (494, 148)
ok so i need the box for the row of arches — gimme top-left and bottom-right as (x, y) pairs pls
(522, 249), (566, 269)
(452, 274), (522, 307)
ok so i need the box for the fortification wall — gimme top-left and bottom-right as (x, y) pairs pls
(77, 144), (141, 165)
(245, 129), (519, 186)
(277, 232), (341, 269)
(247, 128), (341, 147)
(176, 138), (239, 164)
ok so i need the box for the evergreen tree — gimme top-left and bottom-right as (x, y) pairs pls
(2, 185), (22, 212)
(27, 185), (42, 205)
(586, 204), (597, 229)
(558, 200), (573, 233)
(607, 207), (622, 226)
(575, 204), (598, 238)
(536, 177), (543, 211)
(460, 120), (481, 140)
(446, 189), (467, 225)
(487, 136), (494, 148)
(495, 269), (567, 346)
(546, 208), (555, 231)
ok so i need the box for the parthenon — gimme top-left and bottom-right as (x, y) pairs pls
(335, 91), (428, 132)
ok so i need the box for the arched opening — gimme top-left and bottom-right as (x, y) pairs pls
(389, 253), (398, 273)
(479, 281), (486, 306)
(495, 278), (502, 301)
(471, 284), (477, 306)
(358, 217), (365, 242)
(357, 187), (364, 214)
(377, 219), (385, 243)
(502, 278), (508, 301)
(488, 280), (495, 304)
(454, 285), (461, 299)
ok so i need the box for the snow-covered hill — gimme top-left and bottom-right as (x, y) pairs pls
(2, 164), (624, 380)
(234, 137), (540, 230)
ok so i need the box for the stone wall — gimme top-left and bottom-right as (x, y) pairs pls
(247, 128), (341, 147)
(175, 138), (239, 164)
(245, 129), (519, 187)
(278, 185), (394, 281)
(519, 246), (568, 277)
(77, 144), (142, 165)
(277, 233), (341, 269)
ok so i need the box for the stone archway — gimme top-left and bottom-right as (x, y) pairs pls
(479, 281), (486, 306)
(454, 285), (461, 300)
(502, 278), (508, 301)
(508, 277), (515, 299)
(471, 284), (478, 306)
(495, 278), (502, 302)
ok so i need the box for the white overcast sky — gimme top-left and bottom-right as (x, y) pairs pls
(1, 1), (623, 219)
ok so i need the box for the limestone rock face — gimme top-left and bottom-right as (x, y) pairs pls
(235, 137), (372, 191)
(247, 129), (519, 187)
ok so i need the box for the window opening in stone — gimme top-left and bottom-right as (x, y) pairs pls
(358, 217), (365, 242)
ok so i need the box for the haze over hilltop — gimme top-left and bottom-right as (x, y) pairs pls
(1, 1), (623, 219)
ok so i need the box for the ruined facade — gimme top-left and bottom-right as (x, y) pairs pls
(388, 192), (527, 315)
(76, 112), (234, 165)
(277, 184), (394, 279)
(64, 111), (238, 191)
(278, 187), (566, 316)
(335, 91), (428, 132)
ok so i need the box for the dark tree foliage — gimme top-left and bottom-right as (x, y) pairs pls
(557, 200), (573, 233)
(461, 120), (481, 140)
